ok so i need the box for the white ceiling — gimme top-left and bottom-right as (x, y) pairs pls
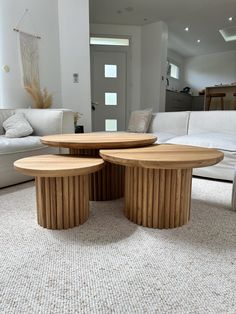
(89, 0), (236, 57)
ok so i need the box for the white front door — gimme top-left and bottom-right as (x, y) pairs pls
(91, 46), (127, 131)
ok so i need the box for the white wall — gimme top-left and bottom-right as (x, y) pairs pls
(0, 0), (62, 109)
(58, 0), (91, 132)
(167, 49), (185, 92)
(141, 21), (168, 112)
(90, 23), (142, 116)
(184, 50), (236, 95)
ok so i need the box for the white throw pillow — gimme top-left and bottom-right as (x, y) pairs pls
(127, 109), (153, 133)
(3, 113), (33, 138)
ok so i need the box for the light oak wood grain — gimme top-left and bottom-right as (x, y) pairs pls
(100, 144), (224, 169)
(101, 144), (223, 229)
(41, 132), (157, 149)
(35, 176), (89, 229)
(14, 154), (104, 230)
(14, 154), (104, 177)
(70, 148), (125, 201)
(40, 133), (156, 201)
(125, 167), (192, 228)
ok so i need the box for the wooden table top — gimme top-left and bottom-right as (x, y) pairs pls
(41, 132), (157, 149)
(14, 155), (104, 177)
(100, 144), (224, 169)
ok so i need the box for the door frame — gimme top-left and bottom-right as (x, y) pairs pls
(90, 36), (131, 131)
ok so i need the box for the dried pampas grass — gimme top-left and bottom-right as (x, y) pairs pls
(25, 80), (53, 109)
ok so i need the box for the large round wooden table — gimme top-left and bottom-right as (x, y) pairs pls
(41, 132), (157, 201)
(100, 144), (224, 229)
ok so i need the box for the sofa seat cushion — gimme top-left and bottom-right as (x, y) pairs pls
(152, 132), (177, 144)
(166, 132), (236, 152)
(193, 150), (236, 181)
(0, 136), (46, 155)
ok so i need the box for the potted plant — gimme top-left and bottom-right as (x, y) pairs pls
(73, 112), (84, 133)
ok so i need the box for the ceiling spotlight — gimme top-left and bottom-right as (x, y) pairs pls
(229, 17), (233, 21)
(185, 27), (189, 32)
(197, 39), (201, 43)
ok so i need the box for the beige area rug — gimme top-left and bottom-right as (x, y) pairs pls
(0, 178), (235, 314)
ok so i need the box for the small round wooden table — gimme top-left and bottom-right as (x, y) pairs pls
(41, 132), (157, 201)
(100, 144), (224, 229)
(14, 155), (104, 229)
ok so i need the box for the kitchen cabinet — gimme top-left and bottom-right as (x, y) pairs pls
(192, 96), (204, 111)
(165, 90), (192, 112)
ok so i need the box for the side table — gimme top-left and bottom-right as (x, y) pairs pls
(14, 155), (104, 229)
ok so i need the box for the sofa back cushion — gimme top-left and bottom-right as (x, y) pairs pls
(16, 109), (74, 136)
(127, 109), (153, 133)
(188, 111), (236, 135)
(148, 111), (190, 136)
(15, 109), (65, 136)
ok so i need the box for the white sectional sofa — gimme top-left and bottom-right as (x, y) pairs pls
(148, 110), (236, 181)
(0, 109), (74, 188)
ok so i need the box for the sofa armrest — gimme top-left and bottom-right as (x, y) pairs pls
(16, 109), (74, 136)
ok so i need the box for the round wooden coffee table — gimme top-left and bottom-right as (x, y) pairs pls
(14, 155), (104, 229)
(41, 132), (157, 201)
(100, 144), (224, 229)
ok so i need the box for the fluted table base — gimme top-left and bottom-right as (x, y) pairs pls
(35, 175), (89, 229)
(124, 167), (193, 229)
(70, 148), (125, 201)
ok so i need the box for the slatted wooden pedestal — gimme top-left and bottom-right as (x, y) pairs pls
(70, 148), (125, 201)
(100, 144), (223, 229)
(125, 167), (192, 229)
(36, 175), (89, 229)
(14, 154), (104, 230)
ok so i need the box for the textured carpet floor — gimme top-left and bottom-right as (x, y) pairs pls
(0, 178), (235, 314)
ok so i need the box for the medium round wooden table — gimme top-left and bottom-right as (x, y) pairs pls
(14, 155), (104, 229)
(41, 132), (157, 201)
(100, 144), (224, 229)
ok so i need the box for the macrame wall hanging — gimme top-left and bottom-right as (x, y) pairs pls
(13, 9), (41, 87)
(13, 9), (53, 109)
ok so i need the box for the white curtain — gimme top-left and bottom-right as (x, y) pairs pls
(19, 31), (40, 87)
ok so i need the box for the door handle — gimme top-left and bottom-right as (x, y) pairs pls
(92, 101), (99, 111)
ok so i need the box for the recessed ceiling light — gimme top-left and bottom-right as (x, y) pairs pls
(185, 27), (189, 32)
(197, 39), (201, 43)
(229, 17), (233, 21)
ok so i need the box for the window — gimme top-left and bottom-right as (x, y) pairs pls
(105, 119), (117, 131)
(167, 62), (180, 80)
(90, 37), (130, 46)
(105, 92), (117, 106)
(104, 64), (117, 78)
